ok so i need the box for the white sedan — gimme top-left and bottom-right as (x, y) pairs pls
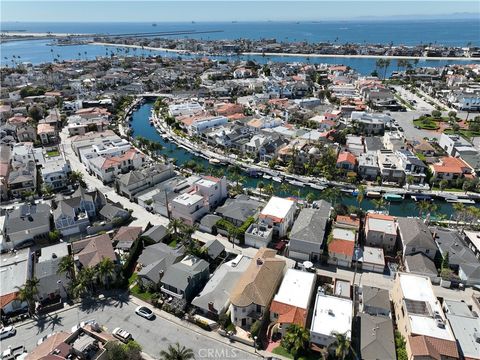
(135, 306), (154, 320)
(0, 326), (16, 340)
(112, 327), (133, 343)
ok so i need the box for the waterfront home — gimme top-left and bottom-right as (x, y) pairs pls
(443, 300), (480, 360)
(160, 254), (210, 302)
(229, 248), (285, 331)
(310, 288), (353, 347)
(392, 273), (458, 359)
(3, 203), (51, 250)
(53, 187), (106, 237)
(34, 243), (70, 301)
(397, 149), (428, 185)
(188, 116), (229, 136)
(270, 269), (316, 336)
(439, 133), (477, 157)
(358, 312), (396, 360)
(0, 249), (31, 316)
(192, 254), (250, 320)
(335, 214), (360, 231)
(336, 151), (357, 171)
(432, 227), (480, 286)
(193, 176), (228, 209)
(137, 242), (185, 291)
(397, 217), (437, 260)
(71, 233), (117, 269)
(327, 227), (356, 268)
(215, 195), (264, 227)
(288, 201), (331, 262)
(115, 162), (175, 199)
(40, 156), (72, 190)
(430, 156), (474, 181)
(360, 286), (391, 317)
(258, 196), (296, 239)
(377, 150), (405, 185)
(358, 152), (380, 181)
(364, 213), (397, 253)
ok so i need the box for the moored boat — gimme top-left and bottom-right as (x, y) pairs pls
(209, 158), (221, 165)
(289, 180), (305, 187)
(272, 176), (283, 183)
(384, 193), (403, 202)
(263, 174), (272, 180)
(411, 194), (432, 202)
(366, 191), (382, 198)
(309, 183), (326, 191)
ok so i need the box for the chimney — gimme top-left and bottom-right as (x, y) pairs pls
(208, 302), (216, 313)
(256, 258), (263, 266)
(158, 270), (164, 280)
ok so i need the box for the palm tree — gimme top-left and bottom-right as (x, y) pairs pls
(321, 187), (341, 207)
(406, 175), (414, 189)
(97, 257), (116, 289)
(305, 192), (315, 204)
(257, 181), (265, 195)
(265, 184), (275, 196)
(17, 277), (40, 315)
(372, 198), (386, 211)
(330, 331), (354, 360)
(356, 185), (366, 207)
(452, 203), (466, 229)
(281, 324), (310, 359)
(167, 218), (185, 242)
(416, 200), (431, 218)
(57, 255), (75, 281)
(159, 342), (194, 360)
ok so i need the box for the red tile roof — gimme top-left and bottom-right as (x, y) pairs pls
(329, 239), (355, 257)
(337, 151), (357, 165)
(270, 301), (307, 327)
(432, 157), (471, 174)
(408, 335), (459, 360)
(0, 292), (18, 309)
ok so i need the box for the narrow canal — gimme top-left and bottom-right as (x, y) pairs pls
(130, 101), (466, 218)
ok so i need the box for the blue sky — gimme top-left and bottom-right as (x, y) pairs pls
(2, 1), (479, 22)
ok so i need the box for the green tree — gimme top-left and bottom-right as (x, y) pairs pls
(329, 331), (354, 360)
(106, 340), (142, 360)
(57, 254), (75, 281)
(281, 324), (310, 360)
(395, 331), (408, 360)
(167, 218), (185, 242)
(372, 198), (387, 211)
(441, 251), (450, 270)
(439, 179), (448, 191)
(265, 184), (275, 196)
(257, 181), (265, 195)
(48, 229), (61, 242)
(431, 110), (442, 119)
(356, 185), (366, 207)
(68, 171), (86, 188)
(159, 342), (194, 360)
(416, 200), (432, 218)
(16, 277), (40, 315)
(306, 192), (315, 204)
(321, 187), (341, 207)
(97, 257), (116, 289)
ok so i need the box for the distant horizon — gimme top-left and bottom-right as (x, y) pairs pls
(2, 1), (479, 23)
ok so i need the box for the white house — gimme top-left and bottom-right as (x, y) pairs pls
(41, 157), (72, 190)
(189, 116), (229, 135)
(258, 196), (296, 238)
(170, 193), (208, 226)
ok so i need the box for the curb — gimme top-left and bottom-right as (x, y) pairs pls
(15, 303), (82, 329)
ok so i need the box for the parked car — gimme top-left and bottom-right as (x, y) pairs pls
(135, 306), (154, 320)
(1, 345), (25, 360)
(112, 328), (133, 343)
(0, 326), (16, 340)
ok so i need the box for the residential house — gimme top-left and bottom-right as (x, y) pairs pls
(327, 227), (356, 268)
(463, 230), (480, 260)
(3, 203), (51, 250)
(112, 226), (143, 251)
(336, 151), (357, 171)
(160, 254), (210, 302)
(364, 213), (397, 253)
(193, 176), (228, 209)
(216, 195), (263, 227)
(137, 243), (185, 291)
(443, 300), (480, 360)
(360, 246), (386, 273)
(361, 286), (391, 317)
(397, 150), (427, 184)
(358, 313), (396, 360)
(7, 161), (37, 198)
(377, 150), (405, 184)
(41, 157), (72, 190)
(392, 273), (458, 360)
(258, 196), (296, 239)
(37, 123), (58, 145)
(192, 254), (250, 320)
(310, 288), (353, 347)
(140, 225), (169, 244)
(71, 233), (117, 269)
(170, 193), (208, 226)
(53, 187), (106, 237)
(88, 148), (145, 184)
(35, 243), (70, 301)
(229, 248), (285, 330)
(270, 269), (316, 335)
(115, 163), (175, 199)
(244, 221), (274, 248)
(351, 112), (388, 135)
(432, 227), (480, 286)
(430, 156), (474, 181)
(397, 217), (437, 260)
(404, 253), (438, 280)
(288, 201), (331, 262)
(0, 249), (31, 316)
(358, 152), (380, 181)
(439, 133), (477, 157)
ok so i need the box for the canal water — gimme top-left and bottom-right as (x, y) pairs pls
(130, 102), (467, 217)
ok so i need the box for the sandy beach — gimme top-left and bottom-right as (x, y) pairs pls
(92, 42), (478, 62)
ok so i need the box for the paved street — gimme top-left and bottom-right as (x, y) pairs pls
(0, 294), (257, 360)
(392, 85), (434, 113)
(389, 110), (438, 141)
(60, 129), (168, 229)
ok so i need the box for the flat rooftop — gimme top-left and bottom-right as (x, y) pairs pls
(173, 193), (203, 206)
(273, 269), (316, 309)
(362, 246), (385, 266)
(398, 273), (455, 341)
(260, 196), (295, 220)
(332, 228), (356, 242)
(310, 290), (352, 339)
(0, 249), (30, 295)
(195, 179), (217, 188)
(367, 215), (396, 235)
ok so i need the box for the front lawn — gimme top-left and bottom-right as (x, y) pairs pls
(413, 117), (440, 130)
(128, 273), (138, 286)
(167, 239), (177, 248)
(130, 284), (154, 303)
(46, 150), (60, 157)
(444, 128), (480, 140)
(272, 345), (321, 360)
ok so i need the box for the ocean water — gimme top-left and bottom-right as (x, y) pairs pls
(1, 20), (479, 45)
(1, 20), (479, 75)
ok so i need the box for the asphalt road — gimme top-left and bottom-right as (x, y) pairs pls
(0, 294), (257, 360)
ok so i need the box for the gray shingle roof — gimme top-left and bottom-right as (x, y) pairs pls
(405, 253), (438, 276)
(398, 217), (436, 249)
(5, 203), (51, 235)
(141, 225), (168, 243)
(359, 313), (396, 360)
(216, 195), (263, 224)
(289, 207), (329, 245)
(161, 255), (209, 292)
(138, 242), (184, 267)
(362, 286), (390, 313)
(203, 239), (225, 259)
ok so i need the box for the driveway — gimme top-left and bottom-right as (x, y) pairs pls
(1, 294), (257, 359)
(60, 130), (168, 229)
